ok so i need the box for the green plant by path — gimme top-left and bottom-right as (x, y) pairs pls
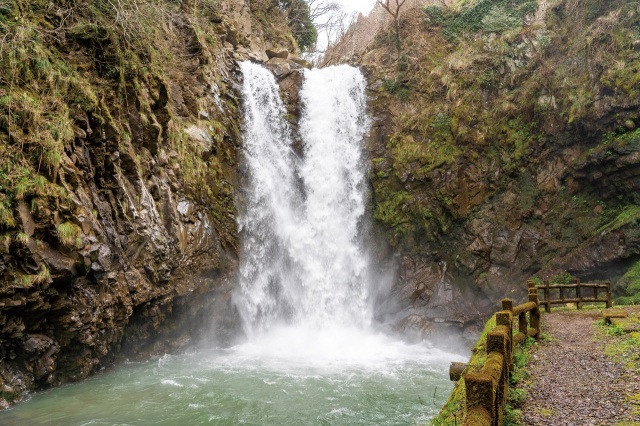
(596, 317), (640, 373)
(429, 315), (496, 425)
(504, 336), (540, 426)
(617, 259), (640, 306)
(597, 317), (640, 421)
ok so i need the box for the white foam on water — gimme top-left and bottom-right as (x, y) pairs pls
(161, 379), (184, 388)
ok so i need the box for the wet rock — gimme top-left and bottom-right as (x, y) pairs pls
(378, 256), (485, 342)
(184, 125), (216, 158)
(289, 55), (312, 69)
(23, 335), (55, 355)
(277, 65), (305, 119)
(266, 47), (289, 59)
(17, 201), (36, 237)
(265, 57), (303, 80)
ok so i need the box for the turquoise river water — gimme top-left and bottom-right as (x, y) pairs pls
(0, 332), (464, 425)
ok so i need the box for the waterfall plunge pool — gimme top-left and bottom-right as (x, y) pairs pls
(0, 326), (466, 425)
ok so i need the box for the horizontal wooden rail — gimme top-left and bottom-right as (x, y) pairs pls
(512, 301), (537, 316)
(460, 281), (540, 426)
(542, 283), (610, 289)
(536, 280), (611, 312)
(450, 362), (467, 381)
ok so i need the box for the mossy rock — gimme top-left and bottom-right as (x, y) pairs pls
(610, 317), (640, 333)
(603, 308), (629, 323)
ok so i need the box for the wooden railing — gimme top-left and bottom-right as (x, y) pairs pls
(536, 280), (611, 312)
(462, 281), (541, 426)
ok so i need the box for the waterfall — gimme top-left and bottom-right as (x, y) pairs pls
(0, 63), (466, 425)
(0, 63), (466, 426)
(236, 62), (373, 340)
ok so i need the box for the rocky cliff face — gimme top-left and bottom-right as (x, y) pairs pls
(2, 0), (638, 409)
(0, 0), (302, 408)
(327, 0), (640, 338)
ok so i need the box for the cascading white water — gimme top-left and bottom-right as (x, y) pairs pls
(236, 62), (373, 340)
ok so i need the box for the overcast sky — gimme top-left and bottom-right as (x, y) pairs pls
(333, 0), (378, 15)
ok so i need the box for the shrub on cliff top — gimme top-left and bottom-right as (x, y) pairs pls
(279, 0), (317, 51)
(424, 0), (538, 40)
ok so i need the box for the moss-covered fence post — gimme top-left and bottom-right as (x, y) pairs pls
(464, 310), (512, 426)
(544, 279), (551, 313)
(464, 351), (503, 426)
(463, 371), (494, 424)
(459, 284), (542, 425)
(528, 281), (540, 338)
(489, 315), (511, 425)
(518, 310), (527, 338)
(496, 310), (513, 368)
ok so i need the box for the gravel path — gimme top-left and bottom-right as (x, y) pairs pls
(520, 311), (640, 426)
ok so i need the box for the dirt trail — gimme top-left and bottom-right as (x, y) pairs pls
(520, 311), (640, 426)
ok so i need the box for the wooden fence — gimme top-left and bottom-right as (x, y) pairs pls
(461, 281), (541, 426)
(536, 280), (611, 312)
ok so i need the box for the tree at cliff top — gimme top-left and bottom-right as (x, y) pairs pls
(376, 0), (407, 54)
(280, 0), (318, 51)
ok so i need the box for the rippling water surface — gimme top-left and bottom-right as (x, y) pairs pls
(0, 331), (464, 425)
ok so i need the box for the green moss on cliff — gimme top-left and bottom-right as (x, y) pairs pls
(0, 0), (297, 287)
(617, 260), (640, 305)
(424, 0), (538, 40)
(366, 0), (640, 284)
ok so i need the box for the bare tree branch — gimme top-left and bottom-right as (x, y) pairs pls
(375, 0), (406, 54)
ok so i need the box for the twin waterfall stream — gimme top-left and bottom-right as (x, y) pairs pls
(237, 62), (372, 341)
(0, 64), (463, 425)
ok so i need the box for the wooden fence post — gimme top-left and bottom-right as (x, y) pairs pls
(461, 283), (544, 426)
(606, 282), (612, 308)
(450, 362), (467, 381)
(496, 310), (513, 368)
(528, 287), (540, 338)
(487, 327), (509, 426)
(518, 312), (527, 337)
(465, 372), (497, 424)
(544, 280), (551, 313)
(576, 283), (582, 310)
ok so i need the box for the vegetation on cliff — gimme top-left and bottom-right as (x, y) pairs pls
(346, 0), (640, 304)
(0, 0), (300, 407)
(0, 0), (242, 286)
(279, 0), (317, 51)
